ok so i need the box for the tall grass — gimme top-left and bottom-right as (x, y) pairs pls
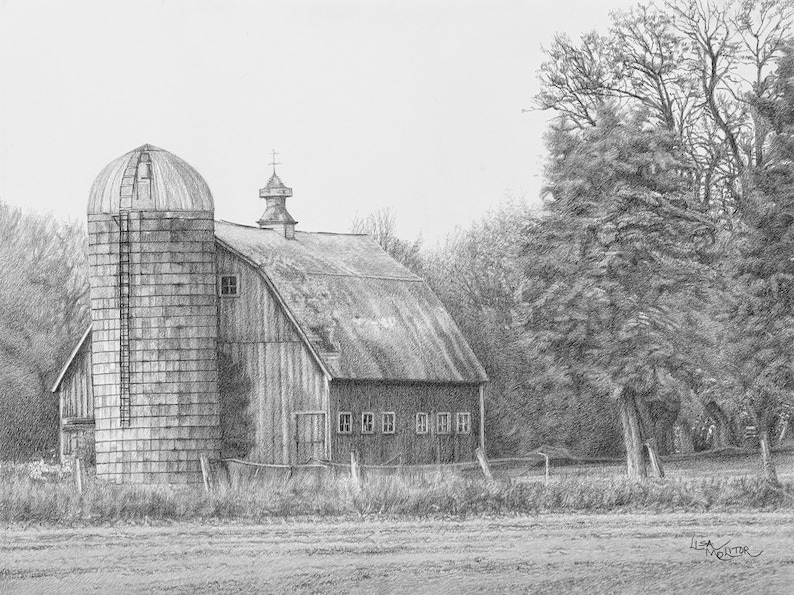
(0, 463), (791, 525)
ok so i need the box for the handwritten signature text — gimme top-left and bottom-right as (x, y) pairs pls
(690, 537), (762, 560)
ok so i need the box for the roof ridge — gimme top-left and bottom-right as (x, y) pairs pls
(215, 220), (369, 236)
(301, 271), (424, 282)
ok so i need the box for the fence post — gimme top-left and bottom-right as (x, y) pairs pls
(350, 451), (361, 489)
(537, 452), (550, 485)
(74, 457), (83, 494)
(200, 454), (212, 493)
(475, 447), (493, 480)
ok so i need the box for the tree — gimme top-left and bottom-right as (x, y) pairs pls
(714, 44), (794, 483)
(0, 202), (89, 460)
(422, 198), (542, 456)
(536, 0), (794, 225)
(350, 207), (424, 273)
(533, 0), (794, 484)
(519, 107), (716, 477)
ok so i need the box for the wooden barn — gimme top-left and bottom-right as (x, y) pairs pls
(52, 144), (488, 484)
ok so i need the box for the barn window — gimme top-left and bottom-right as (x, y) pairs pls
(382, 412), (395, 434)
(457, 412), (471, 434)
(337, 412), (352, 434)
(415, 412), (429, 434)
(361, 412), (375, 434)
(219, 274), (239, 297)
(436, 412), (451, 434)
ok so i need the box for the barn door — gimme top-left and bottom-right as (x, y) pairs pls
(294, 412), (326, 463)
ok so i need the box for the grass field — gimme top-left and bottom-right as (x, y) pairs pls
(0, 450), (791, 593)
(0, 513), (791, 594)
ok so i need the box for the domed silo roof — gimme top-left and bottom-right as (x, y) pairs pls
(88, 144), (214, 214)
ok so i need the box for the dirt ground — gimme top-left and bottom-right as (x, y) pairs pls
(0, 513), (792, 594)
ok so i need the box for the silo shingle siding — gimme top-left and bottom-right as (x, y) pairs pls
(88, 210), (220, 484)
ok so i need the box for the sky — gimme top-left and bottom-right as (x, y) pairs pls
(0, 0), (638, 244)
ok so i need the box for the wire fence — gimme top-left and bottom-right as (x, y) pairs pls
(210, 450), (610, 489)
(205, 444), (794, 490)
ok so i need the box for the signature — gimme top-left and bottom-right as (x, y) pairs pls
(690, 537), (762, 560)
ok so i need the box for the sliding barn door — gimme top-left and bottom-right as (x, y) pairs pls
(294, 412), (326, 463)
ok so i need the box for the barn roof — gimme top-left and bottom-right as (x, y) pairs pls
(214, 221), (488, 383)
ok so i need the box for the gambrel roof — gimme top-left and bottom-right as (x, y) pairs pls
(214, 221), (487, 383)
(53, 221), (488, 391)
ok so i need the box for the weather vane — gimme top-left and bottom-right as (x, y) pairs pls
(269, 149), (281, 174)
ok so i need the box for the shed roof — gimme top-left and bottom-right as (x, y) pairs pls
(215, 221), (487, 383)
(51, 325), (92, 392)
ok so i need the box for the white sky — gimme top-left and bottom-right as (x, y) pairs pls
(0, 0), (637, 244)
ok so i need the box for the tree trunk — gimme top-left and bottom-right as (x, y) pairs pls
(705, 401), (738, 448)
(653, 417), (676, 456)
(637, 398), (665, 478)
(645, 443), (664, 478)
(759, 429), (780, 486)
(778, 417), (790, 446)
(618, 392), (647, 478)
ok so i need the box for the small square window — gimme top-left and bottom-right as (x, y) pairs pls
(457, 412), (471, 434)
(416, 412), (428, 435)
(436, 412), (451, 434)
(337, 412), (352, 434)
(382, 412), (395, 434)
(219, 274), (239, 296)
(361, 412), (375, 434)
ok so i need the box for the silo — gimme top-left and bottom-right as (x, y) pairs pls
(87, 144), (220, 484)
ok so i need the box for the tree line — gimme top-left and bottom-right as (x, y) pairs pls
(0, 203), (89, 460)
(530, 0), (794, 483)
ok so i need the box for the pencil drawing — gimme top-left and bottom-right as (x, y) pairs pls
(1, 0), (793, 593)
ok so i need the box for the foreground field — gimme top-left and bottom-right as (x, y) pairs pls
(0, 513), (791, 594)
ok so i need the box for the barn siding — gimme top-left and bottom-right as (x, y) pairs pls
(217, 246), (328, 464)
(216, 247), (298, 343)
(58, 335), (95, 464)
(60, 336), (94, 421)
(330, 380), (480, 464)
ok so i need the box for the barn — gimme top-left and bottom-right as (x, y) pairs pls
(52, 144), (488, 484)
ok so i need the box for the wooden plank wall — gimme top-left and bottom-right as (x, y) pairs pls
(330, 380), (480, 464)
(217, 246), (328, 464)
(58, 337), (95, 464)
(59, 336), (94, 420)
(216, 246), (298, 343)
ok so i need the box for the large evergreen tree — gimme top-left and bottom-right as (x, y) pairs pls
(520, 107), (716, 477)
